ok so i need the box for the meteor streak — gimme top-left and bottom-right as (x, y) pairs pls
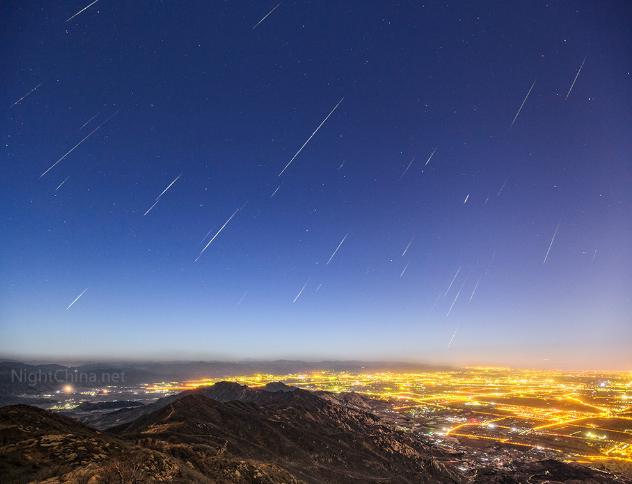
(143, 174), (181, 216)
(448, 326), (459, 349)
(155, 174), (181, 200)
(400, 263), (409, 278)
(10, 82), (42, 107)
(326, 233), (348, 265)
(399, 157), (415, 179)
(40, 110), (118, 178)
(510, 80), (536, 127)
(401, 237), (414, 257)
(468, 276), (481, 303)
(65, 0), (99, 23)
(424, 147), (437, 166)
(278, 97), (343, 176)
(80, 112), (100, 130)
(565, 57), (586, 100)
(446, 284), (464, 317)
(195, 207), (241, 262)
(252, 2), (281, 30)
(543, 222), (560, 264)
(497, 178), (509, 197)
(444, 267), (461, 297)
(66, 288), (88, 310)
(293, 279), (309, 303)
(55, 176), (70, 191)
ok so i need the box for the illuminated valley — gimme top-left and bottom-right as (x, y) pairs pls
(147, 367), (632, 469)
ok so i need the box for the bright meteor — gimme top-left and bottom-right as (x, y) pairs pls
(326, 233), (349, 265)
(65, 0), (100, 23)
(66, 288), (88, 310)
(195, 207), (241, 262)
(279, 98), (343, 176)
(143, 174), (182, 216)
(40, 110), (119, 178)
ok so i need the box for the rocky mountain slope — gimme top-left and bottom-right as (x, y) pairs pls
(111, 386), (459, 483)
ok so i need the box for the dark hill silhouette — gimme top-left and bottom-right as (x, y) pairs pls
(84, 380), (307, 430)
(112, 389), (459, 483)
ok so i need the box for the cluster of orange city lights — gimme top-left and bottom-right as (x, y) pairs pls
(146, 367), (632, 464)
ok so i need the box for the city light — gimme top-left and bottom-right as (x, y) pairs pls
(146, 367), (632, 464)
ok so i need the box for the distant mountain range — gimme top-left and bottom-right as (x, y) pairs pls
(1, 359), (451, 375)
(0, 359), (450, 394)
(0, 381), (625, 483)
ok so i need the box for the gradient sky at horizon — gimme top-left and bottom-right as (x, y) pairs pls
(1, 1), (631, 369)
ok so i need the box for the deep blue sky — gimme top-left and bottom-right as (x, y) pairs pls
(1, 1), (631, 368)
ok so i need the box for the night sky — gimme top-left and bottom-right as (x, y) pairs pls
(2, 1), (631, 368)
